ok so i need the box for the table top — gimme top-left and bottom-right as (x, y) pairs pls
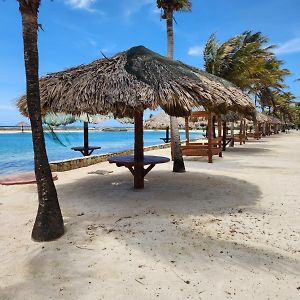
(71, 146), (101, 151)
(108, 155), (170, 166)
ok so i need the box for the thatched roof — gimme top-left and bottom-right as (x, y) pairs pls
(144, 112), (184, 129)
(17, 46), (255, 119)
(16, 121), (29, 126)
(144, 112), (208, 130)
(222, 112), (242, 122)
(256, 112), (283, 124)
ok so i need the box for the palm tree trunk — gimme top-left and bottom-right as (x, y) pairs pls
(166, 9), (185, 172)
(19, 1), (64, 241)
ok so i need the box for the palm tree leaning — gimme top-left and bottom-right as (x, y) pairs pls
(18, 0), (64, 241)
(157, 0), (191, 173)
(203, 31), (291, 115)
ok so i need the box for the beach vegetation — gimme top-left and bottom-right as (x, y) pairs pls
(203, 31), (297, 123)
(156, 0), (192, 173)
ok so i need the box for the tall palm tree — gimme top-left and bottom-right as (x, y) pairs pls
(204, 31), (291, 114)
(18, 0), (64, 241)
(156, 0), (191, 173)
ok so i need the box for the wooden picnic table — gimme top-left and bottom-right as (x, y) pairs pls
(108, 154), (170, 188)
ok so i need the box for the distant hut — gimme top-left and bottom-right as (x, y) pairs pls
(18, 46), (255, 188)
(16, 121), (29, 133)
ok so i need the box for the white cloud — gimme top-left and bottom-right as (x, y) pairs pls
(65, 0), (95, 9)
(274, 37), (300, 55)
(188, 45), (204, 57)
(122, 0), (154, 19)
(64, 0), (105, 14)
(0, 104), (15, 110)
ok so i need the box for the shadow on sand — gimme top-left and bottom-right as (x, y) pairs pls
(2, 170), (299, 299)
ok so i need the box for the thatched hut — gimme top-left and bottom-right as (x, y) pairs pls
(145, 111), (206, 130)
(16, 121), (29, 133)
(18, 46), (255, 188)
(144, 112), (185, 130)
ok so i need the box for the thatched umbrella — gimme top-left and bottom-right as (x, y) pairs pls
(144, 112), (185, 143)
(16, 121), (29, 133)
(145, 112), (185, 130)
(18, 46), (255, 188)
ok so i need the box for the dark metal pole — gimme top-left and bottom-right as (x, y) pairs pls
(134, 110), (144, 189)
(83, 121), (89, 156)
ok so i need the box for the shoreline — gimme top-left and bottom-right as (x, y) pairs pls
(0, 128), (203, 134)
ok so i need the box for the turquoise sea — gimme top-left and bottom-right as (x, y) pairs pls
(0, 130), (203, 175)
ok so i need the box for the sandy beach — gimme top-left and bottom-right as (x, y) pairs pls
(0, 132), (299, 300)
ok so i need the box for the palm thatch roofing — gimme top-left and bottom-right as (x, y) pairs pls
(256, 112), (282, 124)
(17, 46), (255, 119)
(144, 111), (203, 129)
(16, 121), (29, 126)
(144, 112), (185, 129)
(221, 112), (243, 122)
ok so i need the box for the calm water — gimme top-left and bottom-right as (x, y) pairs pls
(0, 130), (203, 175)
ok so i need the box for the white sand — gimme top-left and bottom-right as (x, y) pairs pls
(0, 132), (299, 300)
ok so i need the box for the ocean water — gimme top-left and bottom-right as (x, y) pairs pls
(0, 130), (203, 175)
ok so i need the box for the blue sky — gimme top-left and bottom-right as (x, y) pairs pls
(1, 0), (300, 126)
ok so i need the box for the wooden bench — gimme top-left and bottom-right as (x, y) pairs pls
(181, 111), (223, 163)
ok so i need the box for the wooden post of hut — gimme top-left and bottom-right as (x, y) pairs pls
(185, 117), (190, 144)
(238, 119), (243, 145)
(230, 122), (234, 147)
(245, 120), (248, 141)
(217, 117), (222, 157)
(222, 121), (227, 151)
(83, 122), (89, 156)
(207, 112), (213, 163)
(134, 109), (144, 189)
(165, 126), (170, 142)
(243, 119), (246, 143)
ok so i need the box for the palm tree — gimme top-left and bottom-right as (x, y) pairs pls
(204, 31), (291, 114)
(18, 0), (64, 241)
(156, 0), (191, 173)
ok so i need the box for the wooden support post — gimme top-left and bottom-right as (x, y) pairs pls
(212, 115), (216, 138)
(243, 119), (246, 144)
(207, 113), (213, 163)
(134, 110), (144, 189)
(230, 122), (234, 147)
(166, 126), (169, 142)
(217, 117), (222, 157)
(185, 117), (190, 145)
(83, 121), (89, 156)
(222, 121), (227, 151)
(239, 119), (243, 145)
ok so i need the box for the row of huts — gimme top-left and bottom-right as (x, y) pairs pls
(17, 46), (291, 188)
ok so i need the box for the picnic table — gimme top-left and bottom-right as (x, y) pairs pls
(160, 137), (171, 143)
(108, 154), (170, 188)
(71, 146), (101, 156)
